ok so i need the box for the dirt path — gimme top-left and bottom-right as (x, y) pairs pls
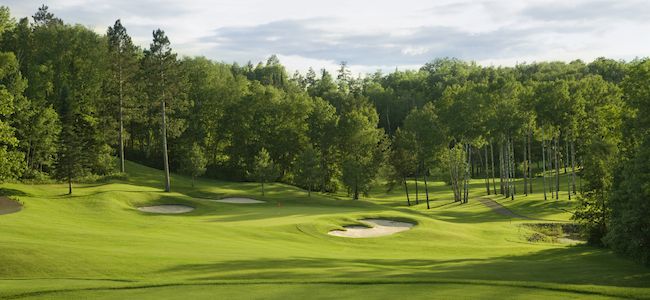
(0, 194), (23, 216)
(474, 198), (546, 221)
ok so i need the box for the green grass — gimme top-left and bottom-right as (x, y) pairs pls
(0, 160), (648, 299)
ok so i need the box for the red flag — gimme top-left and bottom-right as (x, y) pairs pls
(278, 203), (281, 208)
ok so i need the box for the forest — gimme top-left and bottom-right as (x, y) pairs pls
(0, 6), (648, 266)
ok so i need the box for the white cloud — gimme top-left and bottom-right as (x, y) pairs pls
(3, 0), (650, 74)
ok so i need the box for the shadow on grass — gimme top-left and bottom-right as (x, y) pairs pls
(158, 247), (650, 288)
(0, 188), (32, 197)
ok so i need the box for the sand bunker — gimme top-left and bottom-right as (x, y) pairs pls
(0, 195), (23, 216)
(137, 205), (195, 213)
(328, 219), (413, 238)
(198, 197), (266, 204)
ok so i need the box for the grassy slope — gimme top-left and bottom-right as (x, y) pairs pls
(0, 160), (648, 299)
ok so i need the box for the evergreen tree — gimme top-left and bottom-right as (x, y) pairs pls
(179, 143), (207, 187)
(248, 148), (278, 196)
(294, 147), (322, 196)
(54, 84), (86, 194)
(107, 19), (140, 173)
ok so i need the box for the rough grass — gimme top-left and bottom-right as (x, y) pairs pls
(0, 160), (648, 299)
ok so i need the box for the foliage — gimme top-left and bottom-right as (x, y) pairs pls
(294, 147), (322, 196)
(53, 84), (87, 194)
(248, 148), (278, 196)
(179, 142), (207, 187)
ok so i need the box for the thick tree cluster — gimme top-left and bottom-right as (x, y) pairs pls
(0, 6), (648, 265)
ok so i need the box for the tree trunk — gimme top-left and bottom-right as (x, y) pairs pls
(481, 143), (490, 195)
(509, 135), (514, 200)
(548, 136), (553, 199)
(161, 55), (171, 193)
(553, 130), (560, 199)
(424, 167), (430, 209)
(454, 140), (460, 202)
(119, 62), (125, 173)
(528, 121), (532, 193)
(571, 127), (576, 194)
(446, 147), (459, 202)
(162, 100), (171, 192)
(262, 182), (265, 196)
(451, 141), (460, 202)
(404, 176), (410, 206)
(146, 131), (151, 158)
(523, 127), (527, 196)
(510, 137), (517, 195)
(466, 142), (472, 204)
(503, 136), (510, 198)
(491, 141), (497, 195)
(566, 131), (570, 200)
(68, 176), (72, 195)
(386, 105), (391, 138)
(542, 123), (547, 200)
(500, 138), (505, 196)
(321, 149), (326, 194)
(414, 165), (419, 205)
(191, 174), (194, 187)
(308, 177), (312, 196)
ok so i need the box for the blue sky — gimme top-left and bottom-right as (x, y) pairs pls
(4, 0), (650, 76)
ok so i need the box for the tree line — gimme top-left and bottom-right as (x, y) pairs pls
(0, 5), (648, 265)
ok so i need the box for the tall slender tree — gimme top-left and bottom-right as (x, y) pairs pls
(54, 84), (85, 194)
(107, 19), (139, 173)
(144, 29), (187, 192)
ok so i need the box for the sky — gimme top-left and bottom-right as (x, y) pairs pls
(3, 0), (650, 76)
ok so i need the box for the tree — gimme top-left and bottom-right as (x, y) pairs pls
(295, 147), (322, 196)
(144, 28), (188, 192)
(30, 5), (63, 28)
(385, 128), (417, 205)
(337, 61), (351, 83)
(306, 97), (339, 193)
(53, 84), (86, 194)
(179, 143), (207, 187)
(107, 19), (140, 173)
(600, 59), (650, 265)
(248, 148), (278, 196)
(338, 97), (385, 199)
(0, 45), (25, 182)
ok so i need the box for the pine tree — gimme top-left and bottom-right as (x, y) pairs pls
(248, 148), (278, 196)
(54, 84), (86, 194)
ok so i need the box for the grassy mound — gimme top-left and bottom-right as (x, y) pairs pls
(0, 160), (648, 299)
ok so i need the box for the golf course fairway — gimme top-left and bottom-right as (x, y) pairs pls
(1, 160), (648, 299)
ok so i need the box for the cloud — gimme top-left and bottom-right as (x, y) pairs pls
(198, 17), (600, 70)
(4, 0), (650, 75)
(521, 0), (650, 22)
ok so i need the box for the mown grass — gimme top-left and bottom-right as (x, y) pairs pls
(0, 160), (648, 299)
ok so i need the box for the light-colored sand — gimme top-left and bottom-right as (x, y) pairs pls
(197, 197), (266, 204)
(328, 219), (413, 238)
(137, 205), (195, 213)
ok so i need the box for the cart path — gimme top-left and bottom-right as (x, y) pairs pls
(474, 198), (547, 221)
(0, 194), (23, 216)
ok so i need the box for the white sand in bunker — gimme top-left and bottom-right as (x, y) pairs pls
(197, 197), (266, 204)
(137, 205), (195, 213)
(328, 219), (414, 238)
